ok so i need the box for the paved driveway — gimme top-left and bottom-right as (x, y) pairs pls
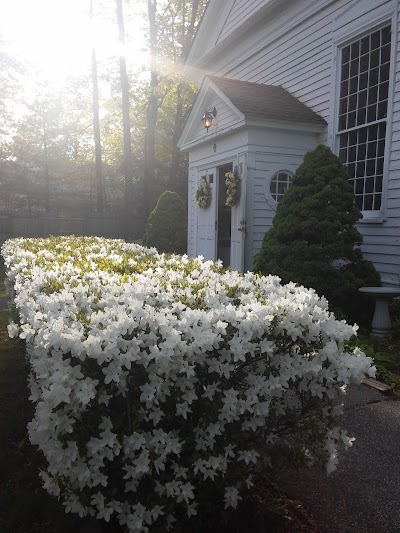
(280, 385), (400, 532)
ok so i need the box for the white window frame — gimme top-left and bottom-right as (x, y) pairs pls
(329, 1), (397, 222)
(268, 170), (293, 206)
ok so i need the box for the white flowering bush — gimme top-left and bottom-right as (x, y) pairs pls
(1, 236), (374, 532)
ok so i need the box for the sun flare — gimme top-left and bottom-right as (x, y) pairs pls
(1, 0), (147, 86)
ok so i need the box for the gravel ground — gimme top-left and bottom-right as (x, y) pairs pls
(279, 384), (400, 533)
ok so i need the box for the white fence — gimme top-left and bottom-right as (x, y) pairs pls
(0, 215), (145, 246)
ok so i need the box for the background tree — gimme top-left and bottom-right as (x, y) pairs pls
(142, 190), (187, 253)
(253, 145), (381, 326)
(90, 0), (105, 213)
(0, 0), (209, 227)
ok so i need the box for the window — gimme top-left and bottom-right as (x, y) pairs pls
(270, 171), (292, 203)
(338, 25), (391, 212)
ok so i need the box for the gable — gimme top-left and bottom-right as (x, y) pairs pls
(186, 0), (282, 71)
(178, 78), (245, 150)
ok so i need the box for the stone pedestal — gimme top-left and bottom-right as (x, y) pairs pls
(358, 287), (400, 336)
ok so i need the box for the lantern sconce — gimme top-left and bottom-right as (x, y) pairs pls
(201, 106), (217, 132)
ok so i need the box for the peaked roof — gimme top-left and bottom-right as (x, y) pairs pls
(208, 76), (327, 125)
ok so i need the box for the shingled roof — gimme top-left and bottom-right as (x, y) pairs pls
(208, 76), (327, 125)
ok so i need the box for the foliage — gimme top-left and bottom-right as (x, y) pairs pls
(224, 169), (241, 207)
(195, 177), (211, 209)
(0, 1), (208, 217)
(142, 190), (187, 254)
(351, 300), (400, 394)
(253, 145), (381, 327)
(2, 235), (374, 533)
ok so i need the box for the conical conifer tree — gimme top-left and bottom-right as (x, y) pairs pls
(253, 145), (380, 325)
(143, 191), (187, 254)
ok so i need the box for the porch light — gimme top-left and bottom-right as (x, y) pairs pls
(201, 106), (217, 132)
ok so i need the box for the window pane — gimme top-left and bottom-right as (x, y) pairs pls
(365, 176), (375, 192)
(357, 143), (366, 160)
(341, 62), (350, 80)
(371, 31), (380, 50)
(356, 107), (366, 126)
(367, 105), (377, 122)
(381, 43), (391, 64)
(377, 101), (387, 120)
(350, 58), (359, 77)
(380, 62), (390, 83)
(360, 53), (369, 73)
(381, 26), (391, 45)
(364, 194), (373, 210)
(348, 111), (356, 129)
(374, 193), (382, 210)
(349, 130), (357, 145)
(355, 178), (364, 194)
(370, 66), (379, 86)
(369, 124), (378, 141)
(367, 142), (377, 159)
(368, 85), (378, 105)
(342, 45), (350, 63)
(366, 159), (376, 176)
(348, 145), (356, 162)
(340, 80), (349, 97)
(361, 35), (370, 55)
(359, 72), (368, 90)
(351, 41), (360, 59)
(370, 49), (380, 69)
(357, 161), (365, 176)
(376, 157), (384, 174)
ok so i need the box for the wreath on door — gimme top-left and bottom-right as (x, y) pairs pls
(225, 167), (241, 207)
(195, 176), (211, 209)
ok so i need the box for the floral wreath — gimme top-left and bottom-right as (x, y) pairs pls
(195, 176), (211, 209)
(225, 167), (241, 207)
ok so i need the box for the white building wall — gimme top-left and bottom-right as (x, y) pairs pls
(216, 0), (271, 45)
(197, 0), (400, 285)
(246, 126), (322, 269)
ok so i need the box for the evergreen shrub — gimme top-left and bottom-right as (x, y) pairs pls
(143, 191), (187, 254)
(253, 145), (381, 326)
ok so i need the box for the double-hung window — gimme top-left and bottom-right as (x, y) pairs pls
(338, 25), (391, 213)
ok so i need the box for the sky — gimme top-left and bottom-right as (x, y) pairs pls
(0, 0), (147, 88)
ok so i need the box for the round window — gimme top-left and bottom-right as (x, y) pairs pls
(270, 171), (293, 203)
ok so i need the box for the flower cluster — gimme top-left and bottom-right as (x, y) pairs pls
(1, 236), (375, 532)
(194, 176), (211, 209)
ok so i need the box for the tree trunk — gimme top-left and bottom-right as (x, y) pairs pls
(143, 0), (158, 219)
(90, 0), (104, 214)
(168, 81), (183, 187)
(116, 0), (134, 235)
(168, 0), (201, 190)
(42, 116), (50, 212)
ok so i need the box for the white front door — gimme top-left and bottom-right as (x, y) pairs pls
(196, 169), (217, 260)
(230, 153), (246, 271)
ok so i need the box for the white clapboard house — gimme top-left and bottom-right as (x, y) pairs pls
(178, 0), (400, 286)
